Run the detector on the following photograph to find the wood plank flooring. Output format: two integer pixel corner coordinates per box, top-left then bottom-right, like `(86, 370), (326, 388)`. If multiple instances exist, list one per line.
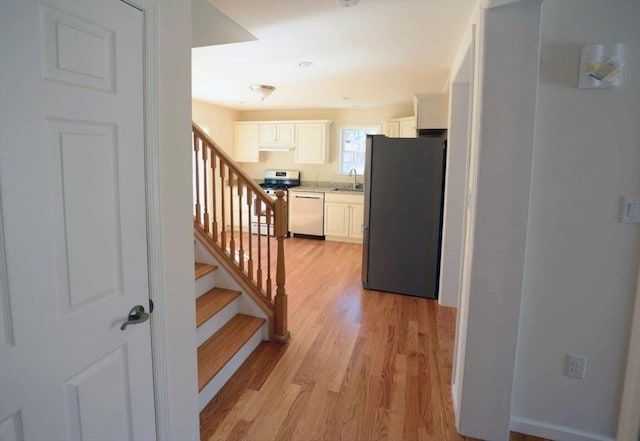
(200, 238), (548, 441)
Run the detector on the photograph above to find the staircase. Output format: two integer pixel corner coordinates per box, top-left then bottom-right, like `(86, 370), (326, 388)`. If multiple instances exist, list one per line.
(191, 123), (289, 411)
(194, 259), (267, 410)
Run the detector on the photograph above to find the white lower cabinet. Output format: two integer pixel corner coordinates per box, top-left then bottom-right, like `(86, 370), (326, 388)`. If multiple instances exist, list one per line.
(324, 203), (350, 238)
(349, 204), (364, 241)
(324, 193), (364, 243)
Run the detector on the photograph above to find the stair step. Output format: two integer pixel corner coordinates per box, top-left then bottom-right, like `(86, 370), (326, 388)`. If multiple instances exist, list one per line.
(197, 314), (266, 392)
(195, 262), (218, 280)
(196, 288), (241, 328)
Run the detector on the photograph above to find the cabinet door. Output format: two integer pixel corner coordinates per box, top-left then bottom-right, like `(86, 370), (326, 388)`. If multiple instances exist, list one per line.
(234, 124), (260, 162)
(276, 123), (295, 145)
(349, 204), (364, 240)
(295, 123), (328, 164)
(399, 118), (417, 138)
(258, 123), (277, 145)
(324, 202), (349, 237)
(383, 121), (400, 137)
(259, 123), (295, 148)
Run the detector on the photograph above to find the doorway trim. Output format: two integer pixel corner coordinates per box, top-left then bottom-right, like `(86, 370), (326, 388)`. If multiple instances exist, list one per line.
(448, 25), (475, 425)
(119, 0), (170, 439)
(617, 269), (640, 440)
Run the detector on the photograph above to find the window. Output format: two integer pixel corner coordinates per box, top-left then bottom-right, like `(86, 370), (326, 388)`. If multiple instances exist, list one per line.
(338, 126), (379, 175)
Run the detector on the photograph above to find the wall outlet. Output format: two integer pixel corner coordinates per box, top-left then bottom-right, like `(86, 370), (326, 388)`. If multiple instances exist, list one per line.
(566, 354), (587, 379)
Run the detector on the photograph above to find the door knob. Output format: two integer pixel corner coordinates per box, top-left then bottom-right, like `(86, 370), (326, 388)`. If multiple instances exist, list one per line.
(120, 305), (150, 330)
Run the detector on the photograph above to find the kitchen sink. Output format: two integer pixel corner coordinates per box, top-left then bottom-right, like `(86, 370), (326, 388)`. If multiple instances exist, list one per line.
(332, 188), (364, 193)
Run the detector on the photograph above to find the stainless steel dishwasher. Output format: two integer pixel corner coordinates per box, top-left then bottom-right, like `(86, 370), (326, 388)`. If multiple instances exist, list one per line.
(288, 190), (325, 237)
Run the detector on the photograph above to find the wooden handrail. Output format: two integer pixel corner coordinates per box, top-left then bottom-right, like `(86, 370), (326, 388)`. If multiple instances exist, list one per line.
(192, 122), (289, 343)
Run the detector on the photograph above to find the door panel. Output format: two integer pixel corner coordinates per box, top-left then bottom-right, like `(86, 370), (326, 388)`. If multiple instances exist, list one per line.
(41, 2), (116, 92)
(49, 120), (123, 316)
(63, 346), (132, 441)
(0, 1), (155, 440)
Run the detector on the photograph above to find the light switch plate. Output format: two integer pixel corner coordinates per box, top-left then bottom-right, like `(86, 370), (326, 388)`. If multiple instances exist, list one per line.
(620, 197), (640, 224)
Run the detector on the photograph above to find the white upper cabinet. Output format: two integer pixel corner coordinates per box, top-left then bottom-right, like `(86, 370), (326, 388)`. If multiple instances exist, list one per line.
(382, 120), (400, 137)
(258, 122), (295, 150)
(415, 94), (448, 129)
(294, 121), (330, 164)
(234, 123), (260, 162)
(383, 116), (417, 138)
(234, 120), (331, 163)
(398, 116), (417, 138)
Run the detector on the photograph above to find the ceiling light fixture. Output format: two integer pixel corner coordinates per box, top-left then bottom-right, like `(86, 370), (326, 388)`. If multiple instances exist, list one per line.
(298, 61), (314, 68)
(337, 0), (359, 7)
(249, 84), (275, 101)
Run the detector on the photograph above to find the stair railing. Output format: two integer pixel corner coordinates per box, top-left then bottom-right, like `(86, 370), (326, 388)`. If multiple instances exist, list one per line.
(192, 122), (289, 342)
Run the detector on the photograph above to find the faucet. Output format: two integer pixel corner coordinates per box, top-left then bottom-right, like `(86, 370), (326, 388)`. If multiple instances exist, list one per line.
(349, 168), (358, 189)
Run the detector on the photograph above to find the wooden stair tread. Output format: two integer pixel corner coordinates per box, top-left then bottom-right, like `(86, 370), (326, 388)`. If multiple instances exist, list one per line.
(197, 314), (265, 392)
(196, 288), (241, 328)
(195, 262), (218, 280)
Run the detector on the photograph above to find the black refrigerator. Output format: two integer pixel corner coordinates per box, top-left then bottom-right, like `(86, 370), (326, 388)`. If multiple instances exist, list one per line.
(361, 134), (446, 298)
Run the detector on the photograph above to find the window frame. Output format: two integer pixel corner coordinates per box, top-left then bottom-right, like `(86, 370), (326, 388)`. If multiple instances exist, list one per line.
(337, 125), (381, 175)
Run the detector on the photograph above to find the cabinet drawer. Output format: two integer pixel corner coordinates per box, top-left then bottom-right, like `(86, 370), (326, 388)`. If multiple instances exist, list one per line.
(324, 193), (364, 205)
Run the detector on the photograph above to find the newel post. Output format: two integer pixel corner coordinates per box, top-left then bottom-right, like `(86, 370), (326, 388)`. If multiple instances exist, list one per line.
(273, 191), (290, 343)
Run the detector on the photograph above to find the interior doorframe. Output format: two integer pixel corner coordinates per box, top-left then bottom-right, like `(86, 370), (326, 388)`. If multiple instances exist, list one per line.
(448, 26), (475, 426)
(617, 268), (640, 440)
(118, 0), (171, 439)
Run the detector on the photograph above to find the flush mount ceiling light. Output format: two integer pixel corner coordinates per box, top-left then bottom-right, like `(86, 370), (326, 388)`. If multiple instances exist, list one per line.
(249, 84), (275, 101)
(337, 0), (359, 7)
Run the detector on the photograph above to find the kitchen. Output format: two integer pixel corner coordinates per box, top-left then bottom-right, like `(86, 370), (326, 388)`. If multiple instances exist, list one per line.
(193, 100), (448, 183)
(193, 96), (449, 297)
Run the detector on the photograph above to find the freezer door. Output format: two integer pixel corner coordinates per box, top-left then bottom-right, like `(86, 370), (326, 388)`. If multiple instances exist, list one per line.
(362, 135), (445, 298)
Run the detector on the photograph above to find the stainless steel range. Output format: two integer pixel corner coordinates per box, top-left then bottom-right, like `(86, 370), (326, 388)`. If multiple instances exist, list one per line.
(252, 170), (300, 235)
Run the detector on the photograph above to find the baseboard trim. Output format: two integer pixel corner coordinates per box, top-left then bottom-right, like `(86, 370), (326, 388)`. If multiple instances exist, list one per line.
(511, 416), (614, 441)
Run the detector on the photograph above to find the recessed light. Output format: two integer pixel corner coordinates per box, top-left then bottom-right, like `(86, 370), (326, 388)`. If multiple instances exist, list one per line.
(298, 61), (315, 68)
(337, 0), (359, 7)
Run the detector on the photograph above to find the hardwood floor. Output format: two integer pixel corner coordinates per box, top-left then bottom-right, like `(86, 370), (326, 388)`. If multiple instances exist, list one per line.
(200, 238), (548, 441)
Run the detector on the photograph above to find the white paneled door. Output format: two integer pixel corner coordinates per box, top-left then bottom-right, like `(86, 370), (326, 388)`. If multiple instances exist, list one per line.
(0, 1), (156, 440)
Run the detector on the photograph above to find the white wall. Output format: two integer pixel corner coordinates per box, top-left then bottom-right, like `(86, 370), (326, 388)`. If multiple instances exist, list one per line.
(158, 1), (199, 439)
(453, 1), (542, 440)
(512, 1), (640, 440)
(192, 99), (238, 156)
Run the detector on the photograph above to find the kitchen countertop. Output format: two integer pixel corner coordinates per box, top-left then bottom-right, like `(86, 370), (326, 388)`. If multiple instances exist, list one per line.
(290, 182), (364, 195)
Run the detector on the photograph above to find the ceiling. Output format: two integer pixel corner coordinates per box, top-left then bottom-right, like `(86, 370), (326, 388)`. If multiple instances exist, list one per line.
(192, 0), (477, 110)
